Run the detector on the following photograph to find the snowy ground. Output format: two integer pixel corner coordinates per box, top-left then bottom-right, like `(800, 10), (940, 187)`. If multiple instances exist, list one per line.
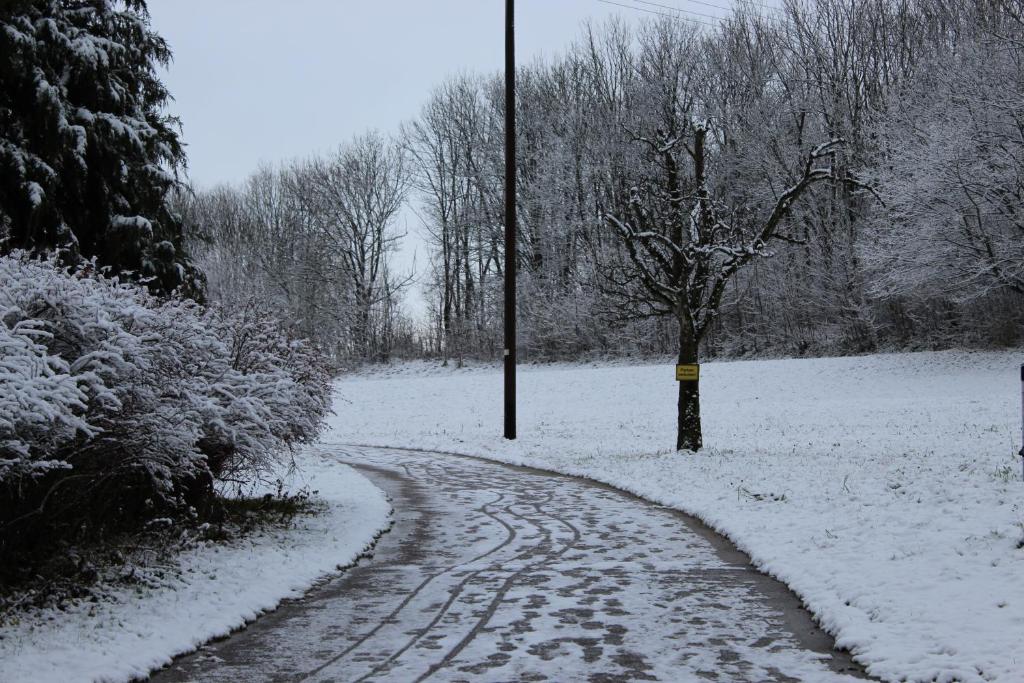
(0, 454), (392, 683)
(332, 350), (1024, 683)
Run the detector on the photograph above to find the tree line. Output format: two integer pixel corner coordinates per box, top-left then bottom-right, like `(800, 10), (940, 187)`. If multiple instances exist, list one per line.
(402, 0), (1024, 366)
(176, 132), (418, 366)
(179, 1), (1024, 372)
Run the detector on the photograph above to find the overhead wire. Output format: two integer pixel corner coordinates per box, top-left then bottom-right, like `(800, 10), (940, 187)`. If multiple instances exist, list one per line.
(597, 0), (789, 31)
(628, 0), (726, 22)
(594, 0), (719, 27)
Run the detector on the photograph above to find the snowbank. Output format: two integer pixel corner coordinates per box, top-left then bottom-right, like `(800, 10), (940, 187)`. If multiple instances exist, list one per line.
(0, 454), (392, 683)
(331, 350), (1024, 683)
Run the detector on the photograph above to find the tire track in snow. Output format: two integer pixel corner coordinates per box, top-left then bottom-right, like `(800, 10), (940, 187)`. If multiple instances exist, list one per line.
(150, 445), (871, 683)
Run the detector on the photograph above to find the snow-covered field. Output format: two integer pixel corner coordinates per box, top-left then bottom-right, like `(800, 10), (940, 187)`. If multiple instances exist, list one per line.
(332, 350), (1024, 683)
(0, 455), (391, 683)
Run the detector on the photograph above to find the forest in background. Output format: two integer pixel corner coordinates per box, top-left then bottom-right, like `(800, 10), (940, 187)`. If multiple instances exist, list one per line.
(182, 0), (1024, 366)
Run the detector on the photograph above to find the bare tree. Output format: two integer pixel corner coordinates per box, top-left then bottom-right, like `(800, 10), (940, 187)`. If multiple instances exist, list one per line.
(602, 119), (847, 450)
(404, 77), (504, 365)
(292, 132), (411, 361)
(181, 136), (416, 365)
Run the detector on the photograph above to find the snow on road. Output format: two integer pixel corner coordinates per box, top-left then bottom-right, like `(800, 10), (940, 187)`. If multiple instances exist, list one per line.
(0, 457), (392, 683)
(152, 447), (865, 682)
(333, 350), (1024, 683)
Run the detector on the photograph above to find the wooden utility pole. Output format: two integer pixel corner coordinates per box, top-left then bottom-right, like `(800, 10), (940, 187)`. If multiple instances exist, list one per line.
(503, 0), (517, 440)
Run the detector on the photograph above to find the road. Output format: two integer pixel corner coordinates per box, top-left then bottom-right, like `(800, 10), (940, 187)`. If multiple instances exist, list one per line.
(150, 446), (867, 682)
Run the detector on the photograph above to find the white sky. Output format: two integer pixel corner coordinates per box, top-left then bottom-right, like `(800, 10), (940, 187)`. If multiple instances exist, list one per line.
(146, 0), (736, 318)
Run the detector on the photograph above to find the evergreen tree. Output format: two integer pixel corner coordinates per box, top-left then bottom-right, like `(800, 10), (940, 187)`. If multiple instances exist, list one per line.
(0, 0), (201, 296)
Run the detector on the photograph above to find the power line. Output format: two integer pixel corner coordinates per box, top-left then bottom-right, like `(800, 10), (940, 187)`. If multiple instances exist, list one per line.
(733, 0), (784, 14)
(595, 0), (719, 27)
(678, 0), (785, 14)
(629, 0), (726, 22)
(598, 0), (794, 34)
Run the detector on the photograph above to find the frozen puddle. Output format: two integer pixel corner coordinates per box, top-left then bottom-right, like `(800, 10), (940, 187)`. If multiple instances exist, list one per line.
(151, 446), (868, 682)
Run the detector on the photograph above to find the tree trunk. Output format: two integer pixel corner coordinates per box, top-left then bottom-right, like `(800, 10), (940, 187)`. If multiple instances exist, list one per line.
(358, 305), (371, 361)
(676, 312), (702, 451)
(353, 287), (371, 361)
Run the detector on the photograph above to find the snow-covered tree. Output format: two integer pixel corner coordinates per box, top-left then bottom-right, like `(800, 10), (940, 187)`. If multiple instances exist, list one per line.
(0, 0), (200, 296)
(868, 29), (1024, 304)
(571, 18), (838, 449)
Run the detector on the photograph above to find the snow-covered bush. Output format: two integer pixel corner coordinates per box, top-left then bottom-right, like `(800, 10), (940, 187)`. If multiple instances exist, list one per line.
(0, 314), (89, 483)
(0, 253), (331, 575)
(198, 302), (332, 486)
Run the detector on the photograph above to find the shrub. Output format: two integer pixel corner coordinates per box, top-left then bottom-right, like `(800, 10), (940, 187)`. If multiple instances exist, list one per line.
(0, 253), (331, 581)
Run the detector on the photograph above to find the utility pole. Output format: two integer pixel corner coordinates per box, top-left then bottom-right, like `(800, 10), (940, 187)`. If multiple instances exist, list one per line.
(503, 0), (517, 440)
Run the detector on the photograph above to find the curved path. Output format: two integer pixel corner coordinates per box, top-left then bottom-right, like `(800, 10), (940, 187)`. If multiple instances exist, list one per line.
(151, 446), (867, 682)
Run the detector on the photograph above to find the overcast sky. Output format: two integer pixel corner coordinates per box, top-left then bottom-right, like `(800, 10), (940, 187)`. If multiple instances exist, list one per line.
(146, 0), (734, 318)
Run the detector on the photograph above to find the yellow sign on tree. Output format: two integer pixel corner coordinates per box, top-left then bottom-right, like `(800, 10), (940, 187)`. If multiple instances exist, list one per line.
(675, 364), (699, 381)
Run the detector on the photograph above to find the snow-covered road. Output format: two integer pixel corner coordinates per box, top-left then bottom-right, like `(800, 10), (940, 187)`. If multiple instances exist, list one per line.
(152, 446), (866, 682)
